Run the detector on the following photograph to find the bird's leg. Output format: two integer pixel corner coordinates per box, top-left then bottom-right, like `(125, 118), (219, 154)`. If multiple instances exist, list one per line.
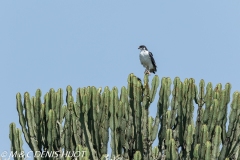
(147, 70), (150, 75)
(144, 69), (147, 74)
(144, 69), (151, 75)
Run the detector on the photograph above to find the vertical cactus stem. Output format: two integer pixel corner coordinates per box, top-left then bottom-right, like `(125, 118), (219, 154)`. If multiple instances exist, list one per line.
(76, 88), (82, 117)
(56, 88), (63, 122)
(123, 93), (134, 159)
(165, 129), (172, 159)
(49, 88), (56, 111)
(81, 90), (87, 114)
(151, 147), (161, 159)
(142, 75), (149, 108)
(44, 92), (50, 121)
(9, 123), (25, 160)
(144, 74), (149, 84)
(73, 97), (80, 120)
(120, 86), (128, 104)
(205, 141), (211, 160)
(150, 109), (160, 143)
(120, 84), (128, 154)
(127, 74), (135, 157)
(186, 78), (195, 126)
(133, 76), (143, 155)
(227, 92), (238, 138)
(182, 79), (195, 157)
(109, 87), (118, 157)
(28, 94), (37, 137)
(114, 87), (121, 156)
(66, 85), (73, 104)
(213, 83), (222, 100)
(237, 146), (240, 160)
(17, 128), (24, 152)
(141, 75), (149, 158)
(189, 78), (196, 100)
(217, 89), (228, 149)
(16, 93), (30, 145)
(221, 83), (231, 143)
(171, 77), (181, 128)
(165, 129), (173, 159)
(185, 124), (194, 156)
(96, 87), (102, 122)
(47, 109), (54, 150)
(182, 79), (189, 119)
(209, 99), (219, 136)
(217, 90), (226, 122)
(225, 83), (231, 104)
(149, 75), (159, 103)
(193, 144), (200, 159)
(203, 82), (213, 124)
(158, 77), (171, 150)
(199, 125), (208, 158)
(170, 139), (178, 160)
(198, 79), (205, 104)
(127, 73), (135, 99)
(99, 87), (110, 155)
(59, 106), (66, 148)
(175, 79), (184, 148)
(9, 123), (17, 150)
(60, 105), (67, 123)
(147, 116), (154, 141)
(166, 111), (171, 129)
(40, 103), (46, 147)
(166, 129), (173, 147)
(24, 92), (36, 139)
(194, 80), (205, 144)
(91, 86), (101, 157)
(212, 125), (222, 159)
(64, 108), (72, 151)
(166, 78), (172, 113)
(133, 151), (142, 160)
(33, 89), (43, 151)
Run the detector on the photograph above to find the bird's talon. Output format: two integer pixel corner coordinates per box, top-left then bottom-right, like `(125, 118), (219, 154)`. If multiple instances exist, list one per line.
(144, 70), (150, 75)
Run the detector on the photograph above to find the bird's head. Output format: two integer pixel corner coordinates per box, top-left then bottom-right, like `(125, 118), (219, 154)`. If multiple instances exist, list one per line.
(138, 45), (148, 51)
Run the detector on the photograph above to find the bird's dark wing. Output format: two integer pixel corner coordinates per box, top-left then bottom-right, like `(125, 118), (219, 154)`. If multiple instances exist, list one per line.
(149, 52), (157, 70)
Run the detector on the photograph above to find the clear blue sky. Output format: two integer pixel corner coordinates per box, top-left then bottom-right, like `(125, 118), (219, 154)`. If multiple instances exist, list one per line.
(1, 1), (240, 158)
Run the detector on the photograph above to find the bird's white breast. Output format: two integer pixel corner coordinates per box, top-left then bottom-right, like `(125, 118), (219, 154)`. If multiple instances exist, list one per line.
(139, 50), (152, 68)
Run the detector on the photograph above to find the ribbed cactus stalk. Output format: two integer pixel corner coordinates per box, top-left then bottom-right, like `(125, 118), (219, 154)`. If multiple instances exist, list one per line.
(205, 141), (211, 160)
(9, 123), (25, 160)
(98, 87), (109, 155)
(193, 79), (204, 147)
(133, 151), (142, 160)
(141, 75), (160, 160)
(109, 87), (119, 157)
(158, 77), (171, 151)
(151, 146), (161, 159)
(199, 124), (209, 159)
(9, 73), (240, 159)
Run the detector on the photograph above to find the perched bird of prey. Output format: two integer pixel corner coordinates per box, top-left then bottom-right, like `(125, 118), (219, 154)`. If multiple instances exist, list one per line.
(138, 45), (157, 75)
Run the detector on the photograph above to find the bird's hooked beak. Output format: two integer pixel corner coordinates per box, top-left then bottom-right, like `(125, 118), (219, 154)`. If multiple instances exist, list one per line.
(138, 47), (140, 49)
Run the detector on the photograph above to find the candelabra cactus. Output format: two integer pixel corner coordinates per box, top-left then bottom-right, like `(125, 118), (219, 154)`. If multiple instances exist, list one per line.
(9, 73), (240, 159)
